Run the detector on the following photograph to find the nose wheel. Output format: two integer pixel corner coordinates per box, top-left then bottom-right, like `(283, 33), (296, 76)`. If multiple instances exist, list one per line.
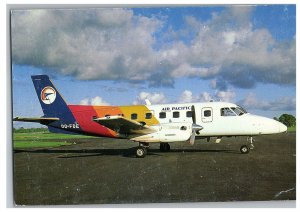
(240, 136), (255, 154)
(240, 145), (250, 154)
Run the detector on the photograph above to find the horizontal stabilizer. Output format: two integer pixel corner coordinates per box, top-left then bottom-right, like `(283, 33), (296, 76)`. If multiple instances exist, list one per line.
(13, 117), (59, 125)
(93, 115), (155, 135)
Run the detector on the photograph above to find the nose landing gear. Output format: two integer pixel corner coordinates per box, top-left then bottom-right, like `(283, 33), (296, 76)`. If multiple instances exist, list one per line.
(240, 136), (255, 154)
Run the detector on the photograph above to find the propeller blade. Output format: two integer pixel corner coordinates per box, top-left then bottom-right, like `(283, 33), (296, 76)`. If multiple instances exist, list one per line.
(191, 105), (196, 124)
(189, 131), (196, 145)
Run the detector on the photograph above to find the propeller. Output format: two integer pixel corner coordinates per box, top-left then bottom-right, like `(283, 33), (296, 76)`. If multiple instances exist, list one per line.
(188, 105), (203, 145)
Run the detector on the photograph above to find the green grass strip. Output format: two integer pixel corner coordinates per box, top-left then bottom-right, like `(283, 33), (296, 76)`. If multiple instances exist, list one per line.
(14, 141), (72, 149)
(287, 126), (296, 132)
(13, 132), (97, 141)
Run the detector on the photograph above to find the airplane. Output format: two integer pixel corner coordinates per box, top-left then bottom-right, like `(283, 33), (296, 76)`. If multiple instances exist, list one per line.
(13, 75), (288, 158)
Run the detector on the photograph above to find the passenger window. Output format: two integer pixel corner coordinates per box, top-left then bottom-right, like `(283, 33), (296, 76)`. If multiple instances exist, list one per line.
(145, 113), (152, 119)
(204, 110), (211, 117)
(173, 111), (180, 118)
(131, 113), (138, 120)
(220, 108), (236, 116)
(186, 111), (193, 117)
(159, 112), (166, 119)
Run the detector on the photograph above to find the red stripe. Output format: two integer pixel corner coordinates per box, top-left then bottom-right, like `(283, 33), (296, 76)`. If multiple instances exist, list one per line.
(68, 105), (116, 137)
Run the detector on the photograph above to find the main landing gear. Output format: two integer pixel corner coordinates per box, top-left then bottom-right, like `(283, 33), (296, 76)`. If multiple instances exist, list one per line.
(135, 142), (149, 158)
(135, 142), (171, 158)
(240, 136), (255, 154)
(160, 143), (170, 152)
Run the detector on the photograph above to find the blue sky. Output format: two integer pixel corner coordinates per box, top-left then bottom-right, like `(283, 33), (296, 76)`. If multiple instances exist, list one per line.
(11, 5), (296, 128)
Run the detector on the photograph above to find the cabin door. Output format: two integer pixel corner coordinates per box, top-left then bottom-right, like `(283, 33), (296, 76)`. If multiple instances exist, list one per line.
(201, 107), (213, 123)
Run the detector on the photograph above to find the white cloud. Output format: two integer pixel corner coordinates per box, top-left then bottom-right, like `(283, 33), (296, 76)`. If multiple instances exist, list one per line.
(198, 92), (213, 102)
(179, 90), (193, 103)
(215, 90), (236, 102)
(133, 91), (167, 105)
(79, 98), (90, 105)
(79, 96), (110, 106)
(178, 90), (235, 103)
(238, 93), (296, 111)
(11, 7), (295, 88)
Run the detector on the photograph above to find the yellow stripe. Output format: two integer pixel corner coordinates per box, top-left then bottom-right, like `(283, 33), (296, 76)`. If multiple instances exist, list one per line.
(119, 105), (159, 126)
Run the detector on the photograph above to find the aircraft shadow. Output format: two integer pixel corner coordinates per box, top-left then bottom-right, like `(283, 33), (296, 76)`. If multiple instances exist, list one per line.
(14, 147), (240, 158)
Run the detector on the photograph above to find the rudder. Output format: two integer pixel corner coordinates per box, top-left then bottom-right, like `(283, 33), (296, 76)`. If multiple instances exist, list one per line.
(31, 75), (78, 127)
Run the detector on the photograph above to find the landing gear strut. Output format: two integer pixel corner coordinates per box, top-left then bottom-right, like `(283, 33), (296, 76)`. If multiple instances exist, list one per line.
(248, 136), (255, 149)
(135, 142), (149, 158)
(160, 143), (170, 152)
(240, 136), (255, 154)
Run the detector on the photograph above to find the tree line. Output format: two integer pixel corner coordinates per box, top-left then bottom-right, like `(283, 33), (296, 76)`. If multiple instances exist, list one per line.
(13, 127), (48, 133)
(274, 114), (296, 127)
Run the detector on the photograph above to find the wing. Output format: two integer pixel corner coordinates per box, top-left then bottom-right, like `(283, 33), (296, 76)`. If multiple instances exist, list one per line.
(93, 115), (156, 135)
(13, 117), (59, 125)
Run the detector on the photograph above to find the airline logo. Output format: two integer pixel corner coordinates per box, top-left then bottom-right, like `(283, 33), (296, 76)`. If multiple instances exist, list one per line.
(41, 86), (56, 104)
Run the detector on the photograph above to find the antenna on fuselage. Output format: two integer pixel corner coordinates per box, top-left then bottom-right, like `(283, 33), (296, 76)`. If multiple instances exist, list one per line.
(145, 99), (151, 106)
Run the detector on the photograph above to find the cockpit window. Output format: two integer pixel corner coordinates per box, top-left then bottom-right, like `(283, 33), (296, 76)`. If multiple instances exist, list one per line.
(220, 108), (236, 116)
(221, 106), (247, 116)
(231, 106), (247, 116)
(231, 107), (244, 116)
(237, 105), (247, 114)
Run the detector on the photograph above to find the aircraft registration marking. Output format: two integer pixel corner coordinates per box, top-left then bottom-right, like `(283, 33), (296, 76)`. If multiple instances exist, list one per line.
(61, 123), (80, 129)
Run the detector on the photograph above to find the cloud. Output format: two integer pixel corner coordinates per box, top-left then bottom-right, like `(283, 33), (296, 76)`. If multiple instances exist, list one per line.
(179, 90), (193, 103)
(178, 89), (235, 103)
(238, 93), (296, 111)
(133, 91), (167, 105)
(12, 8), (162, 82)
(79, 96), (110, 106)
(11, 7), (295, 89)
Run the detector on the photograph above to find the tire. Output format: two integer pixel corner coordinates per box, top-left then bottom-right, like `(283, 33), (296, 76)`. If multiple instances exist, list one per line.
(166, 143), (170, 151)
(160, 143), (170, 152)
(136, 147), (146, 158)
(240, 145), (250, 154)
(160, 143), (165, 152)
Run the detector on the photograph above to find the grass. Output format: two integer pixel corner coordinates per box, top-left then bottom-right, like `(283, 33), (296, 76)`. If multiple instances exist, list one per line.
(287, 126), (296, 132)
(14, 141), (73, 149)
(14, 132), (95, 141)
(13, 132), (97, 149)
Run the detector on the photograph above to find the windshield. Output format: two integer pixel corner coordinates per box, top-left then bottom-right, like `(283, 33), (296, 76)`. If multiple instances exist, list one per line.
(237, 105), (247, 114)
(230, 106), (247, 116)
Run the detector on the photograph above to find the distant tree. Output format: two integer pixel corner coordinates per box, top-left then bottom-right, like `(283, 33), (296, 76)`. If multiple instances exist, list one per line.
(278, 114), (296, 127)
(13, 127), (48, 133)
(273, 117), (279, 121)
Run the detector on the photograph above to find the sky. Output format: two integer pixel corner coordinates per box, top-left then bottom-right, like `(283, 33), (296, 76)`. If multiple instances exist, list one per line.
(11, 5), (296, 128)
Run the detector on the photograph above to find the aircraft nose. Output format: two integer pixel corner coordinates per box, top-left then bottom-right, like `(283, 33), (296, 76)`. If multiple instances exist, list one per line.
(278, 122), (287, 133)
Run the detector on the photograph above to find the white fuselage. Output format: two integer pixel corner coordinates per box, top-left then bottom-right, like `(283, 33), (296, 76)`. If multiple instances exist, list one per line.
(146, 102), (287, 137)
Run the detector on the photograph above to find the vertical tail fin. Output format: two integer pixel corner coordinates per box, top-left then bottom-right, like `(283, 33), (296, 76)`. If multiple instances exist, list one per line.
(31, 75), (79, 127)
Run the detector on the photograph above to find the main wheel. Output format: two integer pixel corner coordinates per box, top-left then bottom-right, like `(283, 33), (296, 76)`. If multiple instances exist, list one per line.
(240, 145), (250, 154)
(136, 147), (146, 158)
(160, 143), (171, 152)
(166, 143), (170, 151)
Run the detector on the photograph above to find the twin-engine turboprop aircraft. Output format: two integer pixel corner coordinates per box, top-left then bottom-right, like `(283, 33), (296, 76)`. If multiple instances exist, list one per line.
(13, 75), (287, 158)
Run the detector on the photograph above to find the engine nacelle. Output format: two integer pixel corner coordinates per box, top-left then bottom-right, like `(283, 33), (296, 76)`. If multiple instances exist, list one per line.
(131, 123), (192, 143)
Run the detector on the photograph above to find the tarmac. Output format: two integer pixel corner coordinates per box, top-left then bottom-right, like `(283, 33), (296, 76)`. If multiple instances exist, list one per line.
(13, 133), (296, 206)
